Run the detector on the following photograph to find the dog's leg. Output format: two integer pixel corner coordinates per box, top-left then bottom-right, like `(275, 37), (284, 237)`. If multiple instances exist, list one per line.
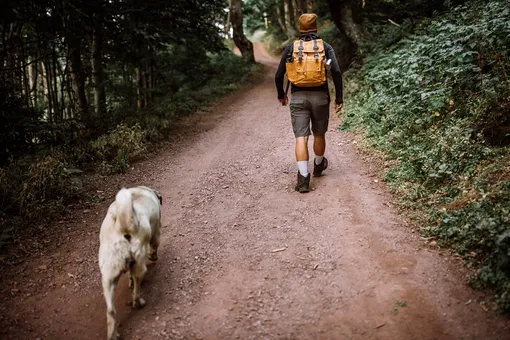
(102, 275), (120, 340)
(148, 219), (161, 262)
(127, 259), (135, 289)
(131, 262), (147, 309)
(128, 272), (134, 289)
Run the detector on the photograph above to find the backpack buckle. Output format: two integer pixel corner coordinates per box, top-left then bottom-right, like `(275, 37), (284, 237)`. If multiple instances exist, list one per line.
(298, 40), (304, 62)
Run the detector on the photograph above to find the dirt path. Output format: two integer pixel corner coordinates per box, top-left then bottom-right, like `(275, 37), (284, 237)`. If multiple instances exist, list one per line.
(1, 44), (509, 340)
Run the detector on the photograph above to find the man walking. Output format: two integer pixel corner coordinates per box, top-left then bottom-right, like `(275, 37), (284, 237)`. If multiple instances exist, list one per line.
(275, 13), (343, 193)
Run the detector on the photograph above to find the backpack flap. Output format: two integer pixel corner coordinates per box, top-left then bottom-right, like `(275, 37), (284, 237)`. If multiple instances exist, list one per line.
(285, 39), (326, 87)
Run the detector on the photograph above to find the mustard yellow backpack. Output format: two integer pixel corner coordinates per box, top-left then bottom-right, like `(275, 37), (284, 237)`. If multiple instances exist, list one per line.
(285, 39), (327, 87)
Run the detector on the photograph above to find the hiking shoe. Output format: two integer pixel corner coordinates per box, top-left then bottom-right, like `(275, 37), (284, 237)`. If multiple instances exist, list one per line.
(313, 157), (328, 177)
(295, 171), (310, 193)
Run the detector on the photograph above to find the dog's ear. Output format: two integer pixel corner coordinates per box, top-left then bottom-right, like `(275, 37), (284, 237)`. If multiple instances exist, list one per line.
(154, 190), (163, 205)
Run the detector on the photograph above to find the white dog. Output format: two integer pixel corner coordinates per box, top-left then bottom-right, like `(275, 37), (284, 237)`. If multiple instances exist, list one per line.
(98, 186), (162, 340)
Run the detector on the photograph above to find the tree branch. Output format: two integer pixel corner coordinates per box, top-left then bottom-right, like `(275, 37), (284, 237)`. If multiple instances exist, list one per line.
(388, 19), (401, 27)
(120, 7), (148, 14)
(0, 53), (51, 72)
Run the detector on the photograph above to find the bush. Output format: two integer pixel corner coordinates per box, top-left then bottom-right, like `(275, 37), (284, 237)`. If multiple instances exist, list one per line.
(318, 19), (356, 71)
(0, 87), (46, 164)
(0, 152), (71, 240)
(343, 0), (510, 311)
(89, 51), (262, 174)
(90, 123), (147, 173)
(152, 50), (262, 119)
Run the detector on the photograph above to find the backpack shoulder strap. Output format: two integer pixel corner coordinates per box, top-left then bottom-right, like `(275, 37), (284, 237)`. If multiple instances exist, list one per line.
(313, 39), (319, 60)
(297, 40), (304, 62)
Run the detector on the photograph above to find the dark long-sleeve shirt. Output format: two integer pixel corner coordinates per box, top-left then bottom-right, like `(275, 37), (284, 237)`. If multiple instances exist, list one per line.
(275, 36), (343, 105)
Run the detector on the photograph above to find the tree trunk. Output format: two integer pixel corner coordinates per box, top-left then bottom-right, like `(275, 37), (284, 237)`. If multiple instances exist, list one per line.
(292, 0), (301, 29)
(275, 3), (287, 34)
(52, 46), (60, 120)
(307, 0), (314, 12)
(136, 66), (144, 109)
(42, 59), (53, 121)
(224, 6), (231, 38)
(91, 13), (107, 116)
(38, 62), (46, 110)
(68, 38), (89, 122)
(144, 66), (150, 106)
(151, 62), (155, 101)
(28, 56), (38, 107)
(283, 0), (297, 39)
(229, 0), (255, 63)
(65, 69), (74, 119)
(326, 0), (370, 54)
(21, 43), (30, 106)
(58, 62), (67, 119)
(148, 60), (154, 104)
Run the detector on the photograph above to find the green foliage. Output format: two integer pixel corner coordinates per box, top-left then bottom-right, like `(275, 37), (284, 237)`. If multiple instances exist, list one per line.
(0, 0), (266, 259)
(344, 0), (510, 311)
(90, 124), (147, 173)
(152, 51), (262, 119)
(0, 87), (46, 164)
(244, 0), (275, 35)
(318, 19), (356, 70)
(0, 48), (263, 255)
(0, 152), (78, 251)
(0, 153), (69, 217)
(361, 0), (456, 23)
(20, 154), (69, 208)
(393, 300), (408, 314)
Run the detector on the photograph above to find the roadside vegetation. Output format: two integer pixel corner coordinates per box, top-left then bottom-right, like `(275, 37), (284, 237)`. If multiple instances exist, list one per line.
(0, 1), (262, 255)
(341, 0), (510, 311)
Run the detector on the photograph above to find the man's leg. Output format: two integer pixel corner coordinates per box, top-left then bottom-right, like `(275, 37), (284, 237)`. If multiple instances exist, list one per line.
(290, 92), (311, 193)
(295, 135), (311, 192)
(310, 91), (330, 177)
(290, 92), (311, 177)
(313, 134), (326, 163)
(295, 136), (309, 176)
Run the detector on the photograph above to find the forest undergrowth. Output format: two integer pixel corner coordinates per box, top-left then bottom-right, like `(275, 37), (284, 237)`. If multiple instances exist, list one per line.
(0, 51), (262, 257)
(342, 0), (510, 311)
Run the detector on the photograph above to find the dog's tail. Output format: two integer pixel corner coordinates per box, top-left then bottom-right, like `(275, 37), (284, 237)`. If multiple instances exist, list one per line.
(115, 188), (136, 237)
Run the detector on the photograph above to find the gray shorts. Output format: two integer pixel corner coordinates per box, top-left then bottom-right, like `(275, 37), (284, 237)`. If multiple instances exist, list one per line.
(289, 90), (330, 137)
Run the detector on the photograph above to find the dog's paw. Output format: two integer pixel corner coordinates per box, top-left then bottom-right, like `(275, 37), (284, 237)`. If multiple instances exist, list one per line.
(132, 297), (146, 309)
(108, 331), (121, 340)
(148, 251), (158, 262)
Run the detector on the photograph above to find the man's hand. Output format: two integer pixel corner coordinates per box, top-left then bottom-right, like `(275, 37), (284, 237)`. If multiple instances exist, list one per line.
(279, 96), (289, 106)
(335, 103), (343, 113)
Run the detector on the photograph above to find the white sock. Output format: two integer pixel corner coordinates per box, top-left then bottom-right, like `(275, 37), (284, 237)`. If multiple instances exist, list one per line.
(297, 161), (308, 176)
(315, 155), (324, 165)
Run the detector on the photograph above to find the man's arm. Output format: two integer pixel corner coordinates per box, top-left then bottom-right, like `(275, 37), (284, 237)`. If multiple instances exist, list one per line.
(275, 45), (291, 99)
(324, 42), (343, 105)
